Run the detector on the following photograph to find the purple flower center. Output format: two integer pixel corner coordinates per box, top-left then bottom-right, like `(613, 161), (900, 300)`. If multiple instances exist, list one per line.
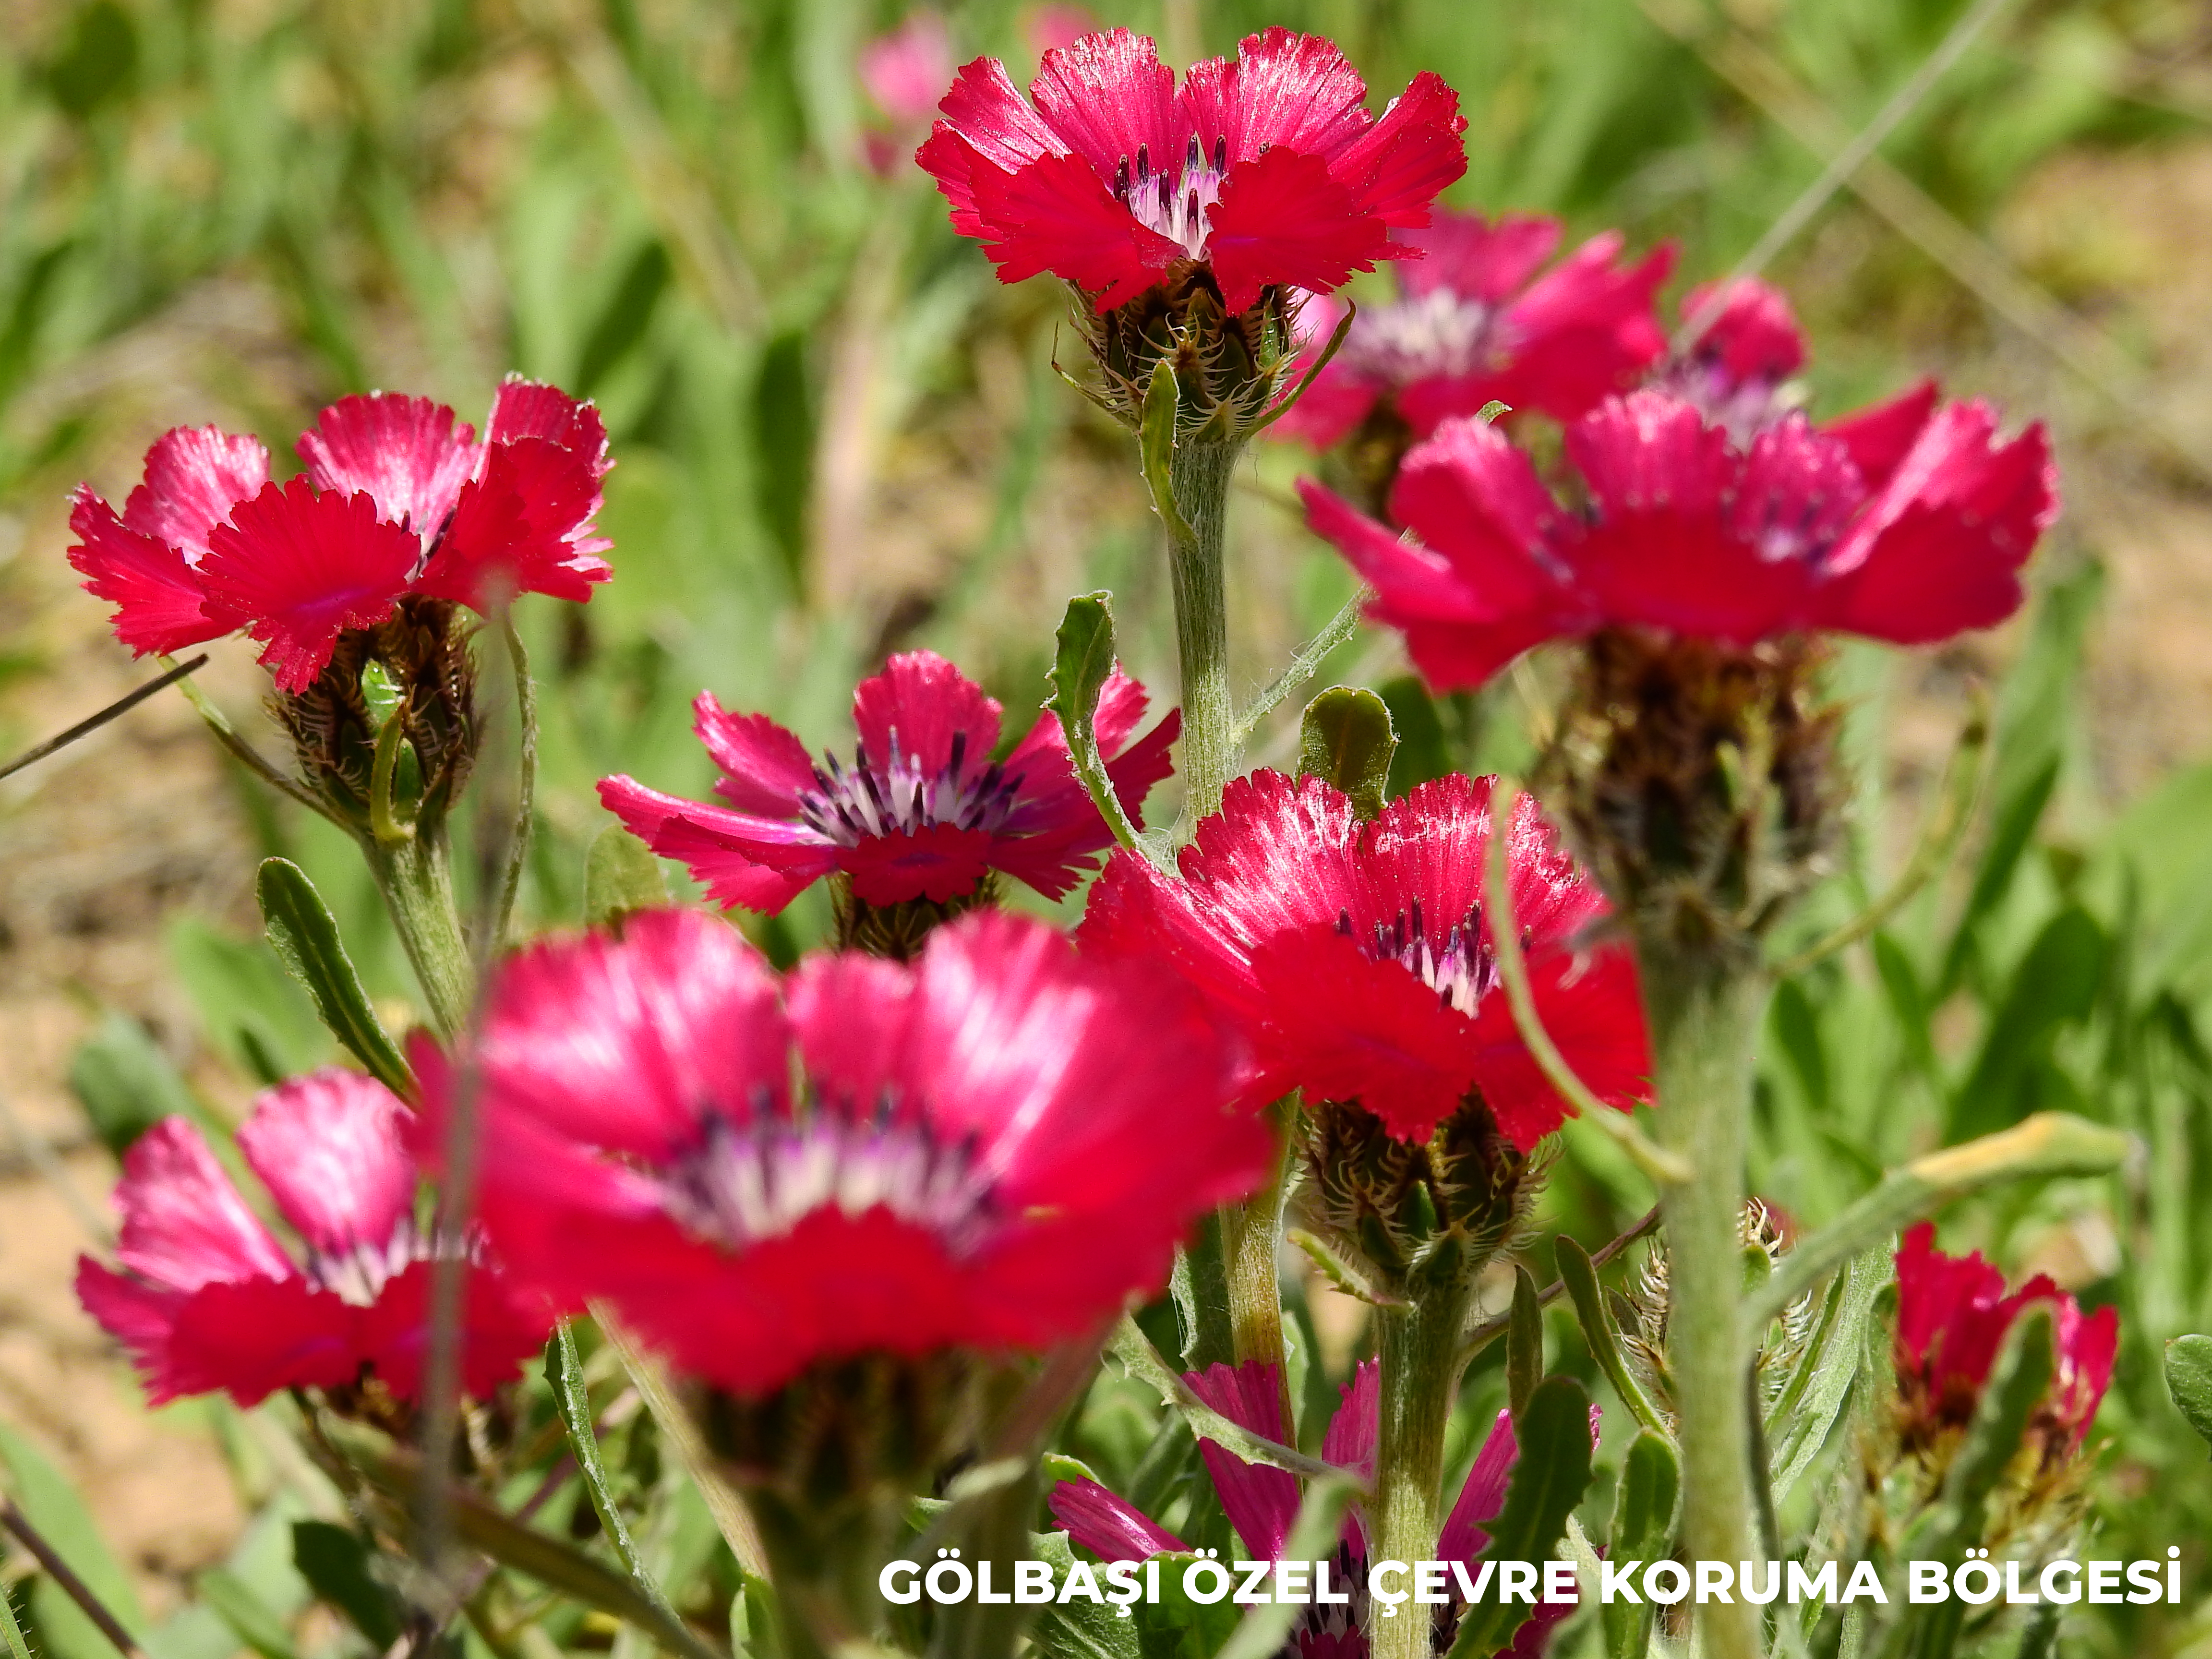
(1342, 289), (1508, 386)
(1338, 901), (1500, 1016)
(660, 1107), (998, 1254)
(1112, 134), (1231, 261)
(796, 729), (1023, 846)
(1659, 354), (1801, 449)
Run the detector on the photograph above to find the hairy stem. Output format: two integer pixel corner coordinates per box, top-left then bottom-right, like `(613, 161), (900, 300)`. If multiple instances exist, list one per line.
(1166, 437), (1241, 830)
(1223, 1099), (1296, 1418)
(1642, 942), (1767, 1659)
(1369, 1280), (1471, 1659)
(367, 831), (475, 1038)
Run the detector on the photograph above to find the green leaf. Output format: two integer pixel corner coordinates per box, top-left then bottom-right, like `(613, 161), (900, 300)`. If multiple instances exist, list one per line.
(289, 1522), (401, 1648)
(257, 859), (414, 1099)
(1506, 1264), (1543, 1424)
(1377, 676), (1449, 799)
(548, 1322), (669, 1611)
(1134, 1552), (1239, 1659)
(1046, 593), (1144, 857)
(1556, 1236), (1668, 1437)
(1948, 905), (2107, 1141)
(1601, 1431), (1678, 1659)
(2165, 1335), (2212, 1457)
(0, 1421), (148, 1659)
(1138, 359), (1192, 542)
(67, 1011), (199, 1157)
(194, 1569), (295, 1659)
(1296, 687), (1395, 820)
(166, 914), (330, 1086)
(751, 329), (816, 595)
(584, 825), (671, 929)
(1444, 1376), (1595, 1659)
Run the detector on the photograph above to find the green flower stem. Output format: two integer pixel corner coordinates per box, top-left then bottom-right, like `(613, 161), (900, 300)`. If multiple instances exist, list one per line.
(1223, 1099), (1296, 1416)
(367, 831), (475, 1038)
(1369, 1275), (1472, 1659)
(1165, 436), (1241, 829)
(1641, 943), (1768, 1659)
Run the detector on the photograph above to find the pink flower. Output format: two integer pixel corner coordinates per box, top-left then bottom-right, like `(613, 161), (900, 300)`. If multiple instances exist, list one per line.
(1275, 212), (1675, 449)
(1051, 1360), (1590, 1657)
(862, 14), (956, 125)
(1081, 770), (1649, 1147)
(598, 650), (1178, 913)
(1658, 277), (1808, 442)
(1302, 386), (2059, 691)
(69, 379), (612, 693)
(73, 1071), (551, 1408)
(1893, 1222), (2117, 1450)
(917, 27), (1467, 314)
(425, 907), (1265, 1396)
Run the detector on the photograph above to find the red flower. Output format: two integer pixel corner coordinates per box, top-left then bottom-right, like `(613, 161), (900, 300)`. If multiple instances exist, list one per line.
(426, 907), (1264, 1396)
(69, 379), (612, 692)
(598, 650), (1177, 913)
(1275, 212), (1674, 449)
(1893, 1222), (2117, 1448)
(1302, 386), (2059, 691)
(917, 27), (1467, 314)
(73, 1070), (550, 1408)
(1081, 770), (1648, 1147)
(1050, 1360), (1589, 1657)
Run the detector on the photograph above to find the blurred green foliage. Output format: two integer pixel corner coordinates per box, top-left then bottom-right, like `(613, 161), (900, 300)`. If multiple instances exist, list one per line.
(6, 0), (2212, 1654)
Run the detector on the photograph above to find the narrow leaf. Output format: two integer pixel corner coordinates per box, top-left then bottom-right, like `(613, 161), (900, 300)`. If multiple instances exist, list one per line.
(1601, 1431), (1678, 1659)
(547, 1322), (670, 1611)
(257, 859), (414, 1099)
(1139, 360), (1192, 541)
(1445, 1377), (1594, 1659)
(1297, 687), (1395, 820)
(1506, 1265), (1543, 1424)
(1556, 1236), (1669, 1437)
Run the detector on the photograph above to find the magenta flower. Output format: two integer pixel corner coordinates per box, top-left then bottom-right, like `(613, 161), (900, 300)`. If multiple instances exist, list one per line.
(598, 650), (1177, 914)
(1275, 211), (1675, 449)
(1051, 1360), (1587, 1658)
(424, 907), (1264, 1396)
(917, 27), (1467, 315)
(1302, 386), (2059, 692)
(1893, 1222), (2117, 1451)
(1658, 277), (1808, 443)
(73, 1070), (551, 1408)
(1081, 770), (1648, 1147)
(69, 379), (612, 693)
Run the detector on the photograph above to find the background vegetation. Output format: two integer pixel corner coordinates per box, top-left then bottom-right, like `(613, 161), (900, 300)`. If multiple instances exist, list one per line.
(4, 0), (2212, 1654)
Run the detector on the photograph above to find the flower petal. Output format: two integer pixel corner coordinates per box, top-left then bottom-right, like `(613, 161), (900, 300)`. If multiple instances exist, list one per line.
(1205, 146), (1389, 317)
(1185, 30), (1371, 166)
(1185, 1360), (1301, 1562)
(596, 776), (836, 914)
(354, 1258), (555, 1402)
(299, 394), (479, 539)
(161, 1275), (366, 1406)
(1394, 211), (1561, 303)
(1048, 1478), (1187, 1560)
(235, 1070), (417, 1259)
(920, 57), (1070, 234)
(1328, 71), (1467, 228)
(1026, 27), (1189, 184)
(67, 489), (227, 656)
(123, 426), (270, 562)
(695, 693), (818, 816)
(106, 1117), (296, 1293)
(853, 650), (1005, 776)
(196, 481), (419, 693)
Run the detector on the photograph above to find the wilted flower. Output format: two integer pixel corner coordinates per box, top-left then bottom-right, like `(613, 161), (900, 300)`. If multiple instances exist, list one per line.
(426, 907), (1264, 1398)
(1082, 770), (1647, 1148)
(1302, 387), (2058, 693)
(1893, 1222), (2117, 1458)
(599, 650), (1175, 955)
(74, 1070), (550, 1410)
(918, 27), (1466, 317)
(1052, 1360), (1586, 1657)
(69, 380), (611, 693)
(1276, 212), (1674, 454)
